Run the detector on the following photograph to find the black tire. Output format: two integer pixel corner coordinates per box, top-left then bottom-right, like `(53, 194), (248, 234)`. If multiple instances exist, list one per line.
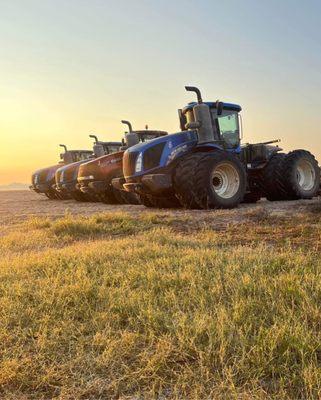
(174, 151), (246, 209)
(138, 193), (180, 208)
(85, 194), (99, 202)
(120, 191), (140, 205)
(57, 192), (71, 200)
(100, 186), (124, 204)
(112, 188), (126, 204)
(139, 194), (157, 208)
(242, 191), (262, 203)
(262, 153), (288, 201)
(71, 192), (89, 202)
(150, 195), (181, 208)
(45, 191), (58, 200)
(282, 150), (320, 199)
(173, 154), (203, 209)
(100, 190), (118, 204)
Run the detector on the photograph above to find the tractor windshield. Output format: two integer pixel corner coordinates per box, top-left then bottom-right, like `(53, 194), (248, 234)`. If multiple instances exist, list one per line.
(136, 131), (167, 142)
(217, 113), (240, 148)
(101, 144), (120, 154)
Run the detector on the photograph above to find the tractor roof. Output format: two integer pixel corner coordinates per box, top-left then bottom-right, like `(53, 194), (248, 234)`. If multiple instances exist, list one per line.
(183, 101), (242, 113)
(98, 141), (122, 146)
(67, 150), (93, 154)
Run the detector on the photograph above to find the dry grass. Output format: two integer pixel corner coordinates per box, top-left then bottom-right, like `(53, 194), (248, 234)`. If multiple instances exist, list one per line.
(1, 210), (321, 399)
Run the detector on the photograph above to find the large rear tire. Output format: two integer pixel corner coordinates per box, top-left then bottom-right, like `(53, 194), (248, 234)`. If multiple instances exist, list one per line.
(262, 153), (288, 201)
(242, 191), (262, 204)
(174, 151), (246, 209)
(282, 150), (320, 199)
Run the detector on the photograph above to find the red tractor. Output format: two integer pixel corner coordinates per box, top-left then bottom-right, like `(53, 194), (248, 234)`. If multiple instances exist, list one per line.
(78, 121), (167, 204)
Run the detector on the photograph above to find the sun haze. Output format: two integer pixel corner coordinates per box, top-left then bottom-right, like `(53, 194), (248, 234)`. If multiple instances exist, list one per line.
(1, 0), (321, 184)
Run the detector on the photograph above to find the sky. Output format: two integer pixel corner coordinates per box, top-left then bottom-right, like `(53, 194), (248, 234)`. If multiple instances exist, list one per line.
(0, 0), (321, 184)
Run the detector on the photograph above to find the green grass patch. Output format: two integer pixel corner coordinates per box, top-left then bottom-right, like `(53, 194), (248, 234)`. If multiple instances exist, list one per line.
(1, 212), (321, 399)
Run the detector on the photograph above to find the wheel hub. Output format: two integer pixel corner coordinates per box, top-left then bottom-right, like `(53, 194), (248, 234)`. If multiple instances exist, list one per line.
(211, 162), (240, 199)
(296, 159), (315, 191)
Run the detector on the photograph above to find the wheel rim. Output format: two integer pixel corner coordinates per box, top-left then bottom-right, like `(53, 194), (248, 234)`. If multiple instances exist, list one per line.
(211, 162), (240, 199)
(296, 159), (315, 191)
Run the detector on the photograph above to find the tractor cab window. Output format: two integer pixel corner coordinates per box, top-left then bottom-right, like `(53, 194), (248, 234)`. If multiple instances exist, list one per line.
(140, 134), (158, 142)
(107, 145), (121, 153)
(217, 113), (240, 148)
(73, 152), (91, 162)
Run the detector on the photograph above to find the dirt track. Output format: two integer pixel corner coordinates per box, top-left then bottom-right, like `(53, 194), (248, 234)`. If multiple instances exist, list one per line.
(1, 190), (321, 230)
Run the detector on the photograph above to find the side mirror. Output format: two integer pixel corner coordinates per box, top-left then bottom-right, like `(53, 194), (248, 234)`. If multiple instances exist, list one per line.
(216, 100), (224, 116)
(178, 109), (187, 131)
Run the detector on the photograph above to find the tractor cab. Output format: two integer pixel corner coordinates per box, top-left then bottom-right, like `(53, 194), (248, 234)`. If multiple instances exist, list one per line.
(59, 145), (93, 164)
(121, 120), (167, 148)
(179, 89), (242, 150)
(89, 134), (122, 158)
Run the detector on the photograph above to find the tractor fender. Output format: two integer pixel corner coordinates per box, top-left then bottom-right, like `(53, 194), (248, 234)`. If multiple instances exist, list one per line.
(192, 143), (224, 153)
(192, 143), (242, 154)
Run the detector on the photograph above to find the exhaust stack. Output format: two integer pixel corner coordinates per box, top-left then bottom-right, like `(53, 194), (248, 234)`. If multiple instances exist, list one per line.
(185, 86), (213, 144)
(89, 134), (98, 143)
(121, 120), (139, 147)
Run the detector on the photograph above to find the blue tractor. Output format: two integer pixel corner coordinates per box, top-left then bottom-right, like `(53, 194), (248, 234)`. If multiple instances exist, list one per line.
(114, 86), (320, 209)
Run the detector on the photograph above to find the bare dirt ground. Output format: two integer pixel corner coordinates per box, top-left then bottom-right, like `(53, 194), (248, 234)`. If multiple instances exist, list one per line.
(1, 190), (320, 231)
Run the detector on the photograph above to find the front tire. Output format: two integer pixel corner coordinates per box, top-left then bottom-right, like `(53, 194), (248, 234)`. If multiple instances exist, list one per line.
(139, 194), (157, 208)
(45, 191), (58, 200)
(138, 194), (180, 208)
(174, 151), (246, 209)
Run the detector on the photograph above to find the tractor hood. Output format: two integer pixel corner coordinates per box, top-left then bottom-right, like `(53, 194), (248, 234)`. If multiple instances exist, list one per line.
(123, 130), (198, 178)
(32, 163), (62, 185)
(56, 160), (89, 184)
(78, 151), (124, 182)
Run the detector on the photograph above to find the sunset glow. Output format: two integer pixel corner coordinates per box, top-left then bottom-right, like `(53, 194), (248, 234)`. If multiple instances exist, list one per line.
(1, 0), (321, 184)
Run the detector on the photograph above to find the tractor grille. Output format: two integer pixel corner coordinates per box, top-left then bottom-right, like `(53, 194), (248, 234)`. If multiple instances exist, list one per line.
(63, 167), (77, 182)
(143, 143), (165, 171)
(123, 151), (139, 177)
(37, 170), (48, 184)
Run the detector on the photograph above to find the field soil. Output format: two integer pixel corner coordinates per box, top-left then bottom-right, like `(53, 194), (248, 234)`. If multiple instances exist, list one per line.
(1, 190), (320, 228)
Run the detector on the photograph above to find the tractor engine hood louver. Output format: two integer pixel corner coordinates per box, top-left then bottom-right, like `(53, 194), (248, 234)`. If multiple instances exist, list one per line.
(123, 143), (166, 177)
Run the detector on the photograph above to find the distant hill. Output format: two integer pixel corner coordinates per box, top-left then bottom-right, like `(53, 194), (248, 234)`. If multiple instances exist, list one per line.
(0, 182), (29, 191)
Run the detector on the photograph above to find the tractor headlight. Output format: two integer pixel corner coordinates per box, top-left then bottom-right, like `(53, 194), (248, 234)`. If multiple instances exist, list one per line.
(34, 174), (39, 184)
(135, 152), (143, 173)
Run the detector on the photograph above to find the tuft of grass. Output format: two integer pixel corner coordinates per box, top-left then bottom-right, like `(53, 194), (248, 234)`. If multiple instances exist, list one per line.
(1, 210), (321, 399)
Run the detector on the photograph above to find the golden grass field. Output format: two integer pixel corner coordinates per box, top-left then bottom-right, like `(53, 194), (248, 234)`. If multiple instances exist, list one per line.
(1, 191), (321, 399)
